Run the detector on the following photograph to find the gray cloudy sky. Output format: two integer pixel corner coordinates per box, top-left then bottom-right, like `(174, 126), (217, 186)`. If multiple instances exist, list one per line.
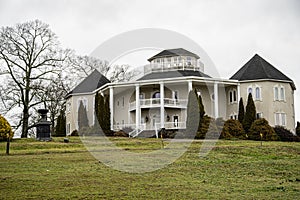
(0, 0), (299, 121)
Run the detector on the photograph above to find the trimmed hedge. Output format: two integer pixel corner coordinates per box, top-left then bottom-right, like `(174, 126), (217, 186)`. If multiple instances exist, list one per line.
(273, 126), (300, 142)
(221, 119), (245, 139)
(248, 118), (278, 141)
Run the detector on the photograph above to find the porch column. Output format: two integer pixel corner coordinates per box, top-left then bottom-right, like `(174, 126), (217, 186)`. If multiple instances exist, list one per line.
(160, 81), (165, 128)
(109, 86), (114, 130)
(237, 83), (241, 114)
(135, 84), (140, 131)
(188, 80), (193, 92)
(214, 82), (219, 118)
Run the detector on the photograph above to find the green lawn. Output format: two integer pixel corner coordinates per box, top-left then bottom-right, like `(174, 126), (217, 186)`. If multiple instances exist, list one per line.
(0, 137), (299, 199)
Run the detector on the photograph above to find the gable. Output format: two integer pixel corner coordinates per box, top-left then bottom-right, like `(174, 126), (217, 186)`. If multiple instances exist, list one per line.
(67, 70), (110, 96)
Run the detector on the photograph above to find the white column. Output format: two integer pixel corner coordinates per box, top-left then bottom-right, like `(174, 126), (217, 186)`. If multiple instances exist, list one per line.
(188, 80), (193, 92)
(109, 87), (114, 130)
(214, 82), (219, 118)
(237, 83), (241, 114)
(160, 82), (165, 128)
(135, 84), (140, 131)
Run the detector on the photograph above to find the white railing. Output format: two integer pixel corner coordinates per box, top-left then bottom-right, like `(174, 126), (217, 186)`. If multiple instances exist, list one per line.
(155, 121), (186, 138)
(113, 123), (146, 138)
(113, 123), (136, 131)
(129, 98), (187, 111)
(144, 62), (202, 74)
(155, 122), (186, 130)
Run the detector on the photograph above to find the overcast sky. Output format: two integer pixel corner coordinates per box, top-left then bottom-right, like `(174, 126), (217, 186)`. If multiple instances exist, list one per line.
(0, 0), (299, 121)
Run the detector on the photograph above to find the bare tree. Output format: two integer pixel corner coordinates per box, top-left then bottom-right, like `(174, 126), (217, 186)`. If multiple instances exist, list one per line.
(109, 64), (138, 83)
(63, 53), (139, 91)
(35, 73), (69, 135)
(0, 20), (65, 138)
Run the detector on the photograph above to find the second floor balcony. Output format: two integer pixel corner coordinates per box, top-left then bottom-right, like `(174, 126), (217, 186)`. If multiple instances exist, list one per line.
(129, 98), (187, 111)
(144, 61), (204, 75)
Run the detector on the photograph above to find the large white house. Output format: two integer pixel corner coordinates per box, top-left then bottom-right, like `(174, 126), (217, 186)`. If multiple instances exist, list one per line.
(65, 48), (296, 136)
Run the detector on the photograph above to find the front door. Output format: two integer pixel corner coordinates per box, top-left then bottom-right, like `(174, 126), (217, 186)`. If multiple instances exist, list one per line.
(173, 116), (179, 128)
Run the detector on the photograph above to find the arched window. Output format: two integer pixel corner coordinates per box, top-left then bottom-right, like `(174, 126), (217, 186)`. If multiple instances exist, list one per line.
(255, 87), (261, 100)
(280, 87), (285, 100)
(233, 90), (237, 102)
(229, 91), (233, 103)
(153, 92), (160, 99)
(274, 87), (279, 100)
(229, 89), (237, 103)
(248, 87), (252, 94)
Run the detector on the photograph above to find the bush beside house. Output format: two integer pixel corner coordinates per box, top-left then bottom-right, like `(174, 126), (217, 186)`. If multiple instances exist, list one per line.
(248, 118), (278, 141)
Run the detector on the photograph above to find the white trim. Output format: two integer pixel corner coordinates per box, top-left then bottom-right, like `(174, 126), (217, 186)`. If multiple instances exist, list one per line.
(237, 83), (241, 114)
(228, 88), (238, 104)
(135, 84), (140, 132)
(160, 82), (165, 128)
(274, 84), (286, 102)
(214, 82), (219, 118)
(254, 85), (262, 101)
(274, 112), (287, 127)
(188, 80), (193, 91)
(109, 87), (114, 130)
(229, 112), (238, 120)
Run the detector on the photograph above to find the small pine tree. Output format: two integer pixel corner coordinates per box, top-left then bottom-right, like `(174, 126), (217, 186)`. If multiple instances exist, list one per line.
(94, 93), (104, 129)
(103, 95), (111, 135)
(194, 89), (205, 120)
(55, 110), (66, 137)
(99, 94), (104, 129)
(94, 92), (100, 126)
(196, 115), (211, 139)
(78, 100), (89, 130)
(185, 90), (200, 138)
(238, 97), (245, 124)
(243, 93), (256, 133)
(296, 121), (300, 135)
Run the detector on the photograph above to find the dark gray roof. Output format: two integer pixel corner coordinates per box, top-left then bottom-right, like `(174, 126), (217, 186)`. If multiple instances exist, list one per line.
(68, 70), (110, 95)
(137, 70), (211, 81)
(148, 48), (200, 62)
(230, 54), (295, 90)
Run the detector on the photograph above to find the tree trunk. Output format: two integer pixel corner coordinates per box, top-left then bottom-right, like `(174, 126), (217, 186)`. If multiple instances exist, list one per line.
(21, 109), (29, 138)
(21, 84), (30, 138)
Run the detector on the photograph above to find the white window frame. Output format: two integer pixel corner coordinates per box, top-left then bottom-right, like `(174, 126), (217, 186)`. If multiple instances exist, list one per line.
(228, 89), (237, 104)
(255, 87), (261, 101)
(280, 87), (285, 101)
(274, 86), (279, 101)
(274, 85), (285, 102)
(229, 112), (238, 120)
(274, 112), (286, 126)
(281, 113), (286, 126)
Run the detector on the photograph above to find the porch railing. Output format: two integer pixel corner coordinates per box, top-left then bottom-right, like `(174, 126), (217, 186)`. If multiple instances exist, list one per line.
(129, 98), (187, 111)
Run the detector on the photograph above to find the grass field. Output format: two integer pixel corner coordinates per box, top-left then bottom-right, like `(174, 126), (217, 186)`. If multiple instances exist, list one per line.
(0, 137), (299, 199)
